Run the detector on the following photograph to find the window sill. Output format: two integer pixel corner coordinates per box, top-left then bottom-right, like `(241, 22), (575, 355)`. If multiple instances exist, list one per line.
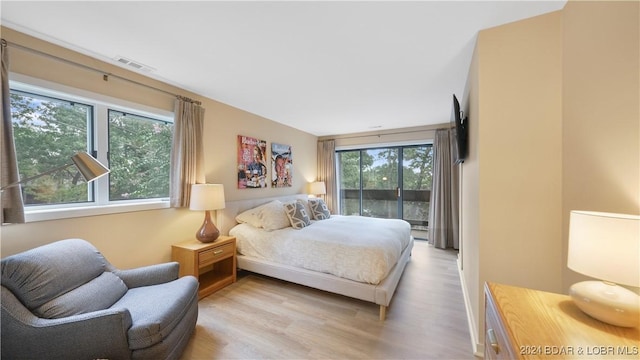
(24, 200), (170, 223)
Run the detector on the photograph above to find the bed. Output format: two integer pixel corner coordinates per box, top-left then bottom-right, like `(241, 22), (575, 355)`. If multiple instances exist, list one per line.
(217, 194), (414, 320)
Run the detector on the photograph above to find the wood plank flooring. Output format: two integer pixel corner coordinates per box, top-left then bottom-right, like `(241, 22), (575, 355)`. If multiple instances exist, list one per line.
(180, 240), (475, 359)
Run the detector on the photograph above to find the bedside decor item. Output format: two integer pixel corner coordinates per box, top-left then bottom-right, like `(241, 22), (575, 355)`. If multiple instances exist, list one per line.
(567, 210), (640, 327)
(0, 151), (109, 191)
(190, 184), (225, 243)
(308, 181), (326, 197)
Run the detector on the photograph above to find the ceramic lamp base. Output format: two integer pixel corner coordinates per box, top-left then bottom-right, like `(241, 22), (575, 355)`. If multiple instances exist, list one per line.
(195, 210), (220, 243)
(569, 281), (640, 327)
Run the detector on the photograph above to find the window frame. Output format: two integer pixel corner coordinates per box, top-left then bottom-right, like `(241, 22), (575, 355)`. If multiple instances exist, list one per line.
(9, 74), (174, 223)
(335, 141), (433, 228)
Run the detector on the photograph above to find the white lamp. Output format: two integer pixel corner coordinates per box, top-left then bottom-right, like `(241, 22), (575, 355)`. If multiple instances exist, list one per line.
(189, 184), (225, 243)
(567, 210), (640, 327)
(309, 181), (326, 197)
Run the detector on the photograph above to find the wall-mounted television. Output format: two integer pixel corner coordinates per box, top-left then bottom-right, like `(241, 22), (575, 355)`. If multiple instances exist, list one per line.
(452, 94), (468, 164)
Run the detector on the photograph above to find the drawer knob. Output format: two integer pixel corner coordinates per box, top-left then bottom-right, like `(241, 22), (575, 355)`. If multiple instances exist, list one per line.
(487, 328), (500, 354)
(213, 249), (224, 255)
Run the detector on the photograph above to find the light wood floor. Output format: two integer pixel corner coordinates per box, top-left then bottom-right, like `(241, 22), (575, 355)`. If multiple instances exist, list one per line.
(180, 240), (474, 359)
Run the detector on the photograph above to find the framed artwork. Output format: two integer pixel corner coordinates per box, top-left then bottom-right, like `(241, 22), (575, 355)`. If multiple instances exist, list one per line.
(237, 135), (268, 189)
(271, 143), (292, 188)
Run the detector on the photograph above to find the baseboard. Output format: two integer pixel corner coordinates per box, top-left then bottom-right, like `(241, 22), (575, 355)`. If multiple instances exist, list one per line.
(457, 258), (484, 358)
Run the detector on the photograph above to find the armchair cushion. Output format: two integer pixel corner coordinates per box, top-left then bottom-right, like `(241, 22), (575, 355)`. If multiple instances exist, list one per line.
(1, 239), (107, 311)
(35, 272), (128, 319)
(112, 275), (198, 350)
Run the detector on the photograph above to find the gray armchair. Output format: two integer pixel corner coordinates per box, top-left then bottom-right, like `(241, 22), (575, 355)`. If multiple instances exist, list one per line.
(1, 238), (199, 360)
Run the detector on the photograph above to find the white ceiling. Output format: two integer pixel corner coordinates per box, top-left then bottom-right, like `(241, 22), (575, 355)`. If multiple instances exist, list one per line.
(1, 1), (566, 136)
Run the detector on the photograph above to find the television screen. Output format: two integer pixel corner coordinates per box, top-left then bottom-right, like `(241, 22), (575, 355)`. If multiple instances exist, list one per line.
(452, 94), (468, 164)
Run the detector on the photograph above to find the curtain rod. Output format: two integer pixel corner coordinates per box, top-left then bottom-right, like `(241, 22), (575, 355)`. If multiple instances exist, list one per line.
(2, 38), (202, 106)
(327, 125), (454, 141)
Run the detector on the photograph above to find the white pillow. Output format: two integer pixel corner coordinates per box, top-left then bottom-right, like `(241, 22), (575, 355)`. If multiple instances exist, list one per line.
(235, 202), (273, 228)
(258, 200), (291, 231)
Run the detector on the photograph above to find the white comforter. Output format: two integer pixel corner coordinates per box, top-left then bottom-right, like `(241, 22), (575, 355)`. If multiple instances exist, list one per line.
(229, 215), (412, 285)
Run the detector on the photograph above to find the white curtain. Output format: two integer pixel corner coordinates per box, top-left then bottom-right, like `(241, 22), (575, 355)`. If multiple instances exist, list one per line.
(428, 128), (459, 249)
(169, 98), (205, 208)
(1, 39), (25, 224)
(317, 139), (337, 214)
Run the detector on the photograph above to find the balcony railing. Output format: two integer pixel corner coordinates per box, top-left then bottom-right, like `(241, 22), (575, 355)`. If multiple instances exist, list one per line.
(339, 189), (430, 230)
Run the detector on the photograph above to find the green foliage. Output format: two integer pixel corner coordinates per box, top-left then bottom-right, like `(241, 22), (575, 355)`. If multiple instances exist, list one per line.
(10, 91), (89, 205)
(10, 90), (172, 206)
(337, 145), (433, 224)
(108, 111), (172, 201)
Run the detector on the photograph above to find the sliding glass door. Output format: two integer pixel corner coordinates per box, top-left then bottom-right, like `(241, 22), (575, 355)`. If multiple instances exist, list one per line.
(337, 145), (432, 231)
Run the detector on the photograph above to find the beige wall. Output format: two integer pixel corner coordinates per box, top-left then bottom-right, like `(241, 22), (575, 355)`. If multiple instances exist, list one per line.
(561, 0), (640, 291)
(0, 27), (317, 268)
(461, 11), (564, 354)
(461, 0), (639, 354)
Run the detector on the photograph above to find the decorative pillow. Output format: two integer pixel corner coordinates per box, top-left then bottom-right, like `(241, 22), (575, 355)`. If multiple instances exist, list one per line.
(34, 272), (128, 319)
(297, 198), (313, 218)
(258, 200), (291, 231)
(308, 198), (331, 220)
(283, 201), (311, 229)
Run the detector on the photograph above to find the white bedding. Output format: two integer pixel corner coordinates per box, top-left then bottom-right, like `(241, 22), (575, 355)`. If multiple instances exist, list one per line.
(229, 215), (411, 285)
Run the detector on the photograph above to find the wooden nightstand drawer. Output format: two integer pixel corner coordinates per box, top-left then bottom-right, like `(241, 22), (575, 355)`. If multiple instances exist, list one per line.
(199, 243), (234, 266)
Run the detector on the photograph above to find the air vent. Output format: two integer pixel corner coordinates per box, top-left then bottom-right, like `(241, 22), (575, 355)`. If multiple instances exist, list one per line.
(112, 56), (155, 73)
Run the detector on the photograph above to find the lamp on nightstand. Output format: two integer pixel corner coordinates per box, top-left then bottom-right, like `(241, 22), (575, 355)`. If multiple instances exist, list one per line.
(189, 184), (225, 243)
(567, 210), (640, 327)
(309, 181), (326, 198)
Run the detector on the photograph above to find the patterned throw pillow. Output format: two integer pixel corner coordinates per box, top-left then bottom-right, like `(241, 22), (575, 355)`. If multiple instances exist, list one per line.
(283, 201), (311, 229)
(308, 198), (331, 220)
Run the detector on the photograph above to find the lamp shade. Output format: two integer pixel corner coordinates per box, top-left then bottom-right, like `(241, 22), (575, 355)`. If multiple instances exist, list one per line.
(189, 184), (225, 211)
(309, 181), (326, 195)
(71, 152), (110, 182)
(568, 211), (640, 287)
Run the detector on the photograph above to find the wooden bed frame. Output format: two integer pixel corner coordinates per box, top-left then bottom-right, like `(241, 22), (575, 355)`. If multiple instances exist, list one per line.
(217, 194), (414, 320)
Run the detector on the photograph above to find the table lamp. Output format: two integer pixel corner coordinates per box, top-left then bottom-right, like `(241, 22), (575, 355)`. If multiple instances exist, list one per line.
(567, 210), (640, 327)
(1, 152), (110, 191)
(309, 181), (326, 197)
(189, 184), (225, 243)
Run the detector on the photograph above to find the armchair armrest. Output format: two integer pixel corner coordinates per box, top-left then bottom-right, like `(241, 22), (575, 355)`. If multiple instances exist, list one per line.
(113, 262), (180, 288)
(1, 286), (132, 360)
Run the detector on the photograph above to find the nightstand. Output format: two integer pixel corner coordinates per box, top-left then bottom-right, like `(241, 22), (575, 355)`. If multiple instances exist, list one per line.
(484, 282), (639, 359)
(172, 236), (237, 299)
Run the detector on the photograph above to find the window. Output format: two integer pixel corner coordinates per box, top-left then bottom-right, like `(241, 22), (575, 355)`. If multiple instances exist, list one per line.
(9, 76), (173, 220)
(336, 144), (433, 232)
(10, 90), (94, 206)
(108, 110), (172, 201)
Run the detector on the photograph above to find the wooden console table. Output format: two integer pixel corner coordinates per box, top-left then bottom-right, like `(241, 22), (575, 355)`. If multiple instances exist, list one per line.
(485, 282), (639, 359)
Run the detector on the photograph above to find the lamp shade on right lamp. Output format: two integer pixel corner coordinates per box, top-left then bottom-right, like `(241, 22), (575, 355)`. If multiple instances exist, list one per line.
(309, 181), (326, 197)
(567, 210), (640, 327)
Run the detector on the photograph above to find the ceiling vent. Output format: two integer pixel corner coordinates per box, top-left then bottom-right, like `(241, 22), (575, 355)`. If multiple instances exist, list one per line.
(113, 56), (155, 73)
